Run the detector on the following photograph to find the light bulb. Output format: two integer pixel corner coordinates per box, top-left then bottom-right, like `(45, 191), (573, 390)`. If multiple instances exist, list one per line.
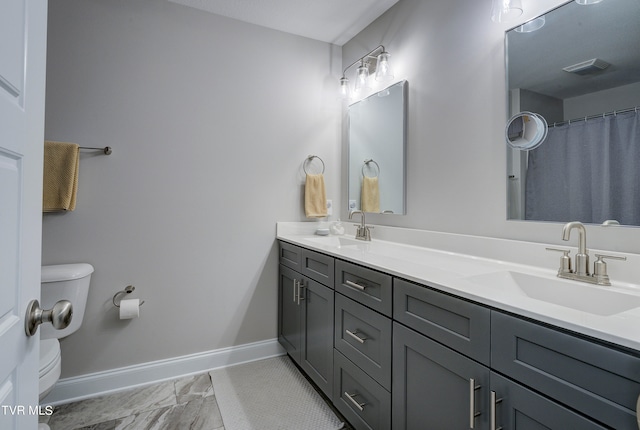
(339, 76), (350, 99)
(491, 0), (523, 22)
(375, 51), (394, 82)
(354, 62), (370, 93)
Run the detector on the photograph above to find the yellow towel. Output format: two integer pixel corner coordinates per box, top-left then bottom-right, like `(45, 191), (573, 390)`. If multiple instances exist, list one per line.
(43, 141), (80, 212)
(361, 176), (380, 213)
(304, 173), (327, 218)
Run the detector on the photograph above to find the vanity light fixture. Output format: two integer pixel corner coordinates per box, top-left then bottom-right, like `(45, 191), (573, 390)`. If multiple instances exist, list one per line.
(491, 0), (523, 22)
(339, 45), (394, 99)
(575, 0), (603, 4)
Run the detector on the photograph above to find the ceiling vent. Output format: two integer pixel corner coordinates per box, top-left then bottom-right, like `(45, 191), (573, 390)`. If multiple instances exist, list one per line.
(562, 58), (610, 75)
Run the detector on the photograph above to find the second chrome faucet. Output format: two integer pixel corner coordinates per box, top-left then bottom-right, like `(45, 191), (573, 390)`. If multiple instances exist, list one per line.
(547, 221), (626, 286)
(349, 210), (372, 241)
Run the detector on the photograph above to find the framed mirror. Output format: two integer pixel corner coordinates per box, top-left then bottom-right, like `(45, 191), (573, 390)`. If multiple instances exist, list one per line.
(506, 0), (640, 225)
(348, 80), (407, 214)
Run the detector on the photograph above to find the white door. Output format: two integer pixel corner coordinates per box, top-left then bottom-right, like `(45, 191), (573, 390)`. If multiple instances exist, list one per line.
(0, 0), (48, 428)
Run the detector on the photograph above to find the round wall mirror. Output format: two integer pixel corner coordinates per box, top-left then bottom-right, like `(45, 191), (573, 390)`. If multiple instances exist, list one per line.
(505, 111), (548, 151)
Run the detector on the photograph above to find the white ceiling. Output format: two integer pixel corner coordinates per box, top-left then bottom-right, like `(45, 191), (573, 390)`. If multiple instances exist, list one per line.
(167, 0), (399, 46)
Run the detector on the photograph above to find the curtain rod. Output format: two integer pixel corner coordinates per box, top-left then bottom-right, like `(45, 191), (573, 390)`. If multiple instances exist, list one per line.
(550, 106), (638, 128)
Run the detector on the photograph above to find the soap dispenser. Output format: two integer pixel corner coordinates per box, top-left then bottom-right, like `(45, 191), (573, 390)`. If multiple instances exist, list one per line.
(330, 219), (345, 236)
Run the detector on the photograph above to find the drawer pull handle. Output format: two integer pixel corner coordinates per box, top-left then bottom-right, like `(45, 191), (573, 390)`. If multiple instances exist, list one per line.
(345, 329), (367, 344)
(293, 279), (298, 303)
(490, 390), (503, 430)
(469, 379), (481, 428)
(297, 281), (305, 305)
(344, 392), (366, 411)
(346, 280), (367, 291)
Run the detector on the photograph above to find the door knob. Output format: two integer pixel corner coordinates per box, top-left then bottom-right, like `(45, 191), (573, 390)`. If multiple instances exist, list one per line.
(25, 299), (73, 337)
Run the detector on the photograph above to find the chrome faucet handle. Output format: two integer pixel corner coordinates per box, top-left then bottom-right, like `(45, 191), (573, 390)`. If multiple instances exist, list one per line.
(593, 254), (627, 286)
(546, 247), (572, 275)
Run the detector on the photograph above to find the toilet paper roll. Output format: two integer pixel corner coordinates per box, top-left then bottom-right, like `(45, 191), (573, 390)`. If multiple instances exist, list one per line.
(119, 299), (140, 319)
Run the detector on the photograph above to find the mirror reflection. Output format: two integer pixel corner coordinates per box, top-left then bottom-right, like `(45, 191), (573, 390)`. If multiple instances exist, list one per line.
(348, 80), (407, 214)
(506, 0), (640, 226)
(506, 112), (548, 151)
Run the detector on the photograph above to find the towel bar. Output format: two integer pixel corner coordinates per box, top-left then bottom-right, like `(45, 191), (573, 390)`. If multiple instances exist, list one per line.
(80, 146), (112, 155)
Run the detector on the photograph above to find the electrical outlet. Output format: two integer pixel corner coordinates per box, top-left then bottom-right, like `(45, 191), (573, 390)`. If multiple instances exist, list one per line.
(326, 199), (333, 216)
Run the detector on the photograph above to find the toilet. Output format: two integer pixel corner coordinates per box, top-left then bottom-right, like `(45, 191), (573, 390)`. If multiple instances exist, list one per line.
(39, 263), (94, 401)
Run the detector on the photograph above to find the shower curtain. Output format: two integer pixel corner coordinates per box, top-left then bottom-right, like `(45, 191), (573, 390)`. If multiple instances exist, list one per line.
(525, 110), (640, 225)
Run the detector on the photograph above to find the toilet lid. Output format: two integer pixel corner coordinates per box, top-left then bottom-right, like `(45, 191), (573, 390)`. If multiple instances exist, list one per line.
(40, 339), (61, 378)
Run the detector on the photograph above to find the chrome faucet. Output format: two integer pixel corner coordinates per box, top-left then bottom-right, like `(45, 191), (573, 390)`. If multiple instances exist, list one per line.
(546, 221), (626, 286)
(562, 221), (589, 276)
(349, 210), (371, 241)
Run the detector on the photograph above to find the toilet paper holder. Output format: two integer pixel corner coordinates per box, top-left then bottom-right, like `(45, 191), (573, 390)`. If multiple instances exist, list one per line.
(113, 286), (145, 308)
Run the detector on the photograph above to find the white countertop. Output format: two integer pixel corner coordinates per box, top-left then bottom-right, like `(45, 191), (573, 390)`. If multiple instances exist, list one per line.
(277, 222), (640, 353)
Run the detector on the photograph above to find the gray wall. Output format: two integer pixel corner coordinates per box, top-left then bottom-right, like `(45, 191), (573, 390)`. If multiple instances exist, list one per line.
(45, 0), (640, 380)
(43, 0), (341, 378)
(341, 0), (640, 254)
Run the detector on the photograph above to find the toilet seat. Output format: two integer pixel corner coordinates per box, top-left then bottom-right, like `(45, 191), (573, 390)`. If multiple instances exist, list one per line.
(39, 339), (61, 400)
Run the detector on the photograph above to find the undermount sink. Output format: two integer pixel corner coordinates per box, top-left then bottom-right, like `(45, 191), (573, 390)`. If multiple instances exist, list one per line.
(305, 236), (363, 248)
(465, 271), (640, 316)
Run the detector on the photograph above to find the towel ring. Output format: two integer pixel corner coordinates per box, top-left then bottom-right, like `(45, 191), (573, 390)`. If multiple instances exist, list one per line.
(362, 159), (380, 178)
(303, 155), (325, 175)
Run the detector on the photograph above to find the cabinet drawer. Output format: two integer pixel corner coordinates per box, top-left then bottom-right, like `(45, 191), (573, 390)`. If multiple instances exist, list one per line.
(279, 241), (302, 271)
(333, 350), (391, 430)
(393, 278), (490, 365)
(301, 248), (334, 287)
(335, 294), (392, 390)
(335, 260), (392, 316)
(492, 311), (640, 430)
(491, 372), (608, 430)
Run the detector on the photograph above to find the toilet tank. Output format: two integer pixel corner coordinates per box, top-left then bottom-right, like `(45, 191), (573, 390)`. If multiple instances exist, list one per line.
(40, 263), (94, 340)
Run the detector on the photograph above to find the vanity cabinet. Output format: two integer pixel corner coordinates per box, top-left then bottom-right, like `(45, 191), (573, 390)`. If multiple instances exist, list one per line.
(278, 240), (640, 429)
(278, 243), (335, 399)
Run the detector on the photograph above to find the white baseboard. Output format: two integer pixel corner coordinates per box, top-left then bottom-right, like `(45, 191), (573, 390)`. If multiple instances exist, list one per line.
(42, 338), (285, 406)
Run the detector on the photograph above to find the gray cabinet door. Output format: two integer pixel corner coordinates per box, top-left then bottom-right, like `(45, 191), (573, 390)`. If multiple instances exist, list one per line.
(393, 322), (490, 430)
(278, 264), (301, 363)
(492, 311), (640, 429)
(300, 277), (335, 399)
(491, 373), (608, 430)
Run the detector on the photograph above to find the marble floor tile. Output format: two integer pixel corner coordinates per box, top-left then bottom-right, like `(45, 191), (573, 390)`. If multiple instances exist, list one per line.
(115, 396), (224, 430)
(173, 373), (214, 404)
(47, 380), (177, 429)
(75, 421), (117, 430)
